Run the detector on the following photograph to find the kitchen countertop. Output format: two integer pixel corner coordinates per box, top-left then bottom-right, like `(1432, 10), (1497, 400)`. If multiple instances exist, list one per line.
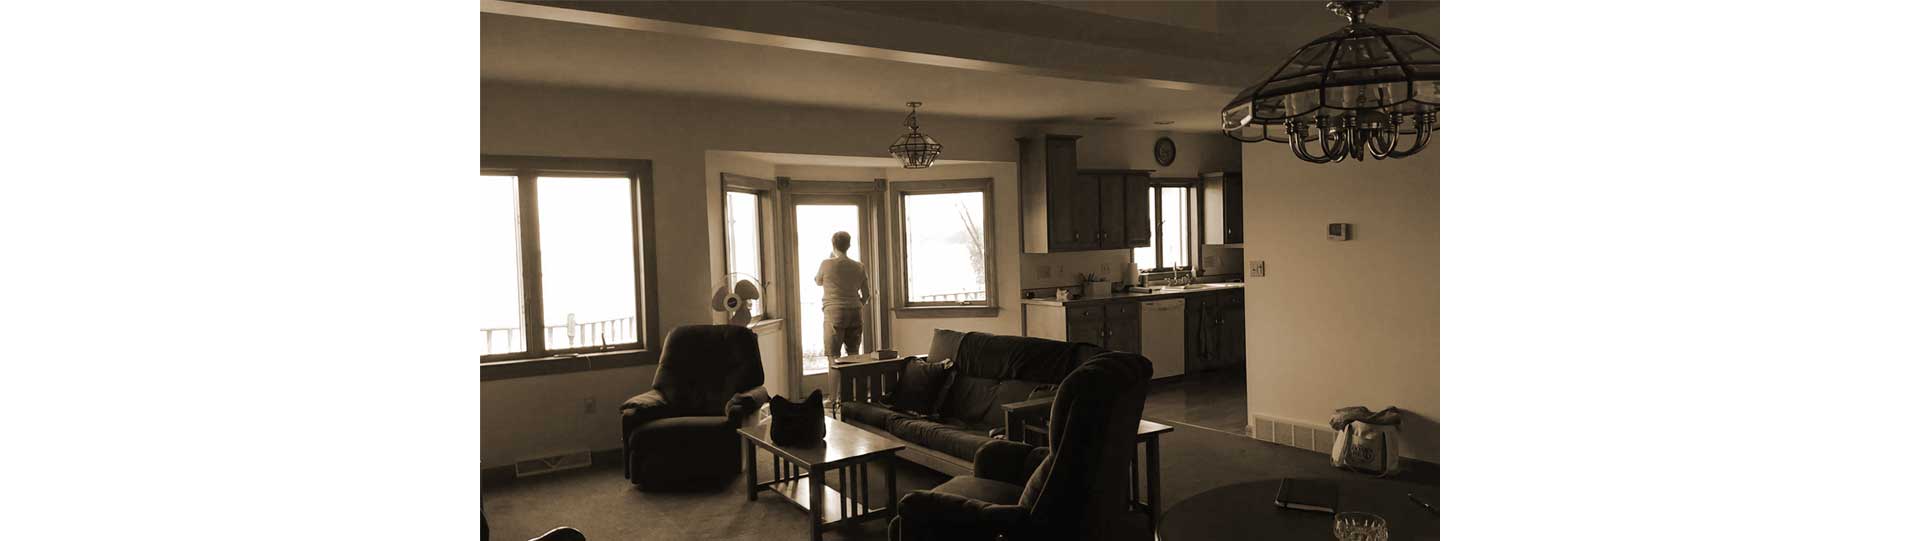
(1020, 282), (1244, 306)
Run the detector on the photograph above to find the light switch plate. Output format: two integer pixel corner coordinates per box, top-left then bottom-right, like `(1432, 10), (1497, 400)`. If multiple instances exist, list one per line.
(1250, 260), (1266, 277)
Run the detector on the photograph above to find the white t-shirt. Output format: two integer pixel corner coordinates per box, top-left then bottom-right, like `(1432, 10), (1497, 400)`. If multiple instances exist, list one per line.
(814, 255), (868, 310)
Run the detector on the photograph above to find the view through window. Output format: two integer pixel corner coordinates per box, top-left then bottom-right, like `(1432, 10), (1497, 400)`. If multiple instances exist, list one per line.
(901, 191), (988, 304)
(1134, 186), (1192, 271)
(724, 190), (766, 318)
(471, 175), (523, 356)
(537, 176), (638, 351)
(795, 204), (861, 374)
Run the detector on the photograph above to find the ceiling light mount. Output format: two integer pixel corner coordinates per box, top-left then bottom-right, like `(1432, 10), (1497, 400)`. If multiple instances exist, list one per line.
(1221, 0), (1438, 164)
(889, 101), (943, 169)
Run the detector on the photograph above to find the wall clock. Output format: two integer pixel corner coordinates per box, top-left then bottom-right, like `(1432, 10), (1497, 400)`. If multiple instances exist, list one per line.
(1154, 136), (1177, 167)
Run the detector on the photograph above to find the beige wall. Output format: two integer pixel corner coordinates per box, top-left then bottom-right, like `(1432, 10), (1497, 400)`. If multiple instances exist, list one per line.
(480, 82), (1022, 468)
(1240, 137), (1441, 461)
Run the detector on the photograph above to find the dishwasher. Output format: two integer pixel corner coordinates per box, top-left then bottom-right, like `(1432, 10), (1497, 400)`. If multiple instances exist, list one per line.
(1140, 299), (1186, 379)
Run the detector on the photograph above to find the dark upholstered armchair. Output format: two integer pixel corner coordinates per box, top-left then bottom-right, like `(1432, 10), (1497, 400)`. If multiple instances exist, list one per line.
(620, 325), (769, 490)
(888, 352), (1153, 541)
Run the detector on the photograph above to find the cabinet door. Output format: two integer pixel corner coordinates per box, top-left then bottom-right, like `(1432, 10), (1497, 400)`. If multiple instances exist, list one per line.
(1124, 173), (1152, 247)
(1097, 174), (1127, 249)
(1067, 172), (1103, 250)
(1065, 305), (1107, 347)
(1046, 139), (1086, 250)
(1216, 291), (1245, 365)
(1223, 172), (1244, 244)
(1185, 293), (1218, 371)
(1104, 301), (1141, 354)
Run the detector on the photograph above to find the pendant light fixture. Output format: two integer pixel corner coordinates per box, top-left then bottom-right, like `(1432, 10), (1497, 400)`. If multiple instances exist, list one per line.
(889, 101), (942, 169)
(1221, 0), (1439, 163)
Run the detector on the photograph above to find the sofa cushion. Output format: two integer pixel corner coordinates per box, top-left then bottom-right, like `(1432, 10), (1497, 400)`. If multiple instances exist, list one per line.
(839, 401), (905, 430)
(952, 332), (1101, 384)
(887, 358), (954, 416)
(887, 416), (997, 463)
(927, 328), (966, 364)
(938, 375), (1002, 427)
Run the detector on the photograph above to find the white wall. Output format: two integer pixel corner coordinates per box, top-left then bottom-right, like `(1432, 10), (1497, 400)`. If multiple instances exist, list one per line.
(1240, 137), (1440, 461)
(480, 82), (1022, 468)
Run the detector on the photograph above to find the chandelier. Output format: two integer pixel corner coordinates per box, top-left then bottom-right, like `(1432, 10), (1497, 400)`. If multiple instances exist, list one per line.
(889, 101), (943, 169)
(1221, 0), (1439, 163)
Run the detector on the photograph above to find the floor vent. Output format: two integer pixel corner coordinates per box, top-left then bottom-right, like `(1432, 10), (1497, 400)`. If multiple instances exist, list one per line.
(1250, 414), (1338, 455)
(514, 451), (592, 478)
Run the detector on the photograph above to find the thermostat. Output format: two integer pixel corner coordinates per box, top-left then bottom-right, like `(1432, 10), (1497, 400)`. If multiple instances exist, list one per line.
(1327, 223), (1352, 241)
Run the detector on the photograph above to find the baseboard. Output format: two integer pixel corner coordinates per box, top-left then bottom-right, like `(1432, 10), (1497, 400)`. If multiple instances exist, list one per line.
(1248, 413), (1439, 472)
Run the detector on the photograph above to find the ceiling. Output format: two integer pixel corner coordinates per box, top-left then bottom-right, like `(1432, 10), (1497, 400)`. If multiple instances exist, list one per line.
(481, 1), (1439, 133)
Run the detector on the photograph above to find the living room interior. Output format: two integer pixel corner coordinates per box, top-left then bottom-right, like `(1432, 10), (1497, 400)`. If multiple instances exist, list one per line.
(480, 1), (1437, 539)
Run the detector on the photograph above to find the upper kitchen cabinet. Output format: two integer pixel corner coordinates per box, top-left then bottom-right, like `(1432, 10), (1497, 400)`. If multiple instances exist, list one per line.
(1019, 135), (1152, 253)
(1202, 170), (1244, 245)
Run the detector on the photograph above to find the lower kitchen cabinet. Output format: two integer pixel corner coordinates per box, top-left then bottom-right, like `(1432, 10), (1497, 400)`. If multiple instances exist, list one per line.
(1027, 300), (1142, 354)
(1184, 290), (1245, 372)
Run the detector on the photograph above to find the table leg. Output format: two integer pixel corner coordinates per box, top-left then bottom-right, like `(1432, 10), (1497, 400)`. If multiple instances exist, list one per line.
(884, 456), (898, 517)
(744, 438), (757, 501)
(1146, 436), (1162, 532)
(809, 465), (825, 541)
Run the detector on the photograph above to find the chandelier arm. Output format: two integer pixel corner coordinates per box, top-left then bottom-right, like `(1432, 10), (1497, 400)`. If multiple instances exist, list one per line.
(1290, 134), (1338, 164)
(1367, 125), (1397, 160)
(1385, 119), (1432, 159)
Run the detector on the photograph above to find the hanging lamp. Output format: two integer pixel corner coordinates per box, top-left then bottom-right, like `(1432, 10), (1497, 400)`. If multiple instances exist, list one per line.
(889, 102), (943, 169)
(1221, 0), (1439, 163)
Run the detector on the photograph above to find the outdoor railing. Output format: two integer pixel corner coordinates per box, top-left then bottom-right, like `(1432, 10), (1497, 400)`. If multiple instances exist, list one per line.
(481, 315), (638, 355)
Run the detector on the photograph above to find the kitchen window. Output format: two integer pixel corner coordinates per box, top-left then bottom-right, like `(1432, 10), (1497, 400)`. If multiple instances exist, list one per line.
(1133, 184), (1194, 272)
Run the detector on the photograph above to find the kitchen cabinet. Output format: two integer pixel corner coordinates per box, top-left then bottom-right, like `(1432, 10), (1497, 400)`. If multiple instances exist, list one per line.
(1017, 135), (1151, 252)
(1203, 170), (1244, 245)
(1183, 289), (1246, 372)
(1029, 300), (1142, 354)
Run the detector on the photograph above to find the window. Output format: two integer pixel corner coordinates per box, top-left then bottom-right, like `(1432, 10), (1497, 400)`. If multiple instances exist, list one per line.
(477, 156), (657, 364)
(721, 173), (777, 319)
(1133, 185), (1194, 271)
(892, 179), (996, 313)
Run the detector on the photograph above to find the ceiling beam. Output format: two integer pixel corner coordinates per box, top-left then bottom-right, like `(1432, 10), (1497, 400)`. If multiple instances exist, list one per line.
(480, 0), (1241, 94)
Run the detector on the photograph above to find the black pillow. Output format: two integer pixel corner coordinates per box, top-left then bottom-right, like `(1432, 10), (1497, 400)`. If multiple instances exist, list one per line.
(927, 329), (966, 365)
(888, 359), (953, 417)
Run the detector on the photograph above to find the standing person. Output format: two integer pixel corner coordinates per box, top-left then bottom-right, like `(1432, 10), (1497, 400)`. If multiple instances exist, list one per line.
(814, 231), (868, 359)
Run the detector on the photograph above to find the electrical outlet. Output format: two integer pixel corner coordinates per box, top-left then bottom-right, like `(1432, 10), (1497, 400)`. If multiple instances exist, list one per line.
(584, 398), (597, 414)
(1250, 260), (1266, 277)
(1100, 263), (1111, 275)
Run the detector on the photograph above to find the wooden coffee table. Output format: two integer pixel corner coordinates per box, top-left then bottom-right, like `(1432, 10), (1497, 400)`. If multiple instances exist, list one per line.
(1156, 478), (1440, 541)
(740, 415), (906, 541)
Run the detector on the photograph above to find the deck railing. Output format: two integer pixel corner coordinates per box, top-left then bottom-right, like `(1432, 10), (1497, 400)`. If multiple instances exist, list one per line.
(481, 314), (638, 355)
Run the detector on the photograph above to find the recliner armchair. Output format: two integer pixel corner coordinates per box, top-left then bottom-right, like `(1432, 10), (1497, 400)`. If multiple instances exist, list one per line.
(620, 325), (769, 490)
(888, 351), (1153, 541)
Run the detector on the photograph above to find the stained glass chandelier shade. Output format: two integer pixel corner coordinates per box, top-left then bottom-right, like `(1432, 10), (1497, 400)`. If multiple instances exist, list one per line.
(1222, 1), (1438, 163)
(890, 101), (942, 169)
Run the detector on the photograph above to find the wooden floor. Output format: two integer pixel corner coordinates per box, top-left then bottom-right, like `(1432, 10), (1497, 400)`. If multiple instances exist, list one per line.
(1143, 367), (1248, 436)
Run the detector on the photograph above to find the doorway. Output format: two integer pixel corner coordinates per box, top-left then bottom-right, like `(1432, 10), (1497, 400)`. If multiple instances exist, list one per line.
(781, 184), (885, 390)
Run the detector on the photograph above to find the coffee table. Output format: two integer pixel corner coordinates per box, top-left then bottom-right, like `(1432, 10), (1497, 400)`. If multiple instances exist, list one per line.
(740, 415), (906, 541)
(1156, 478), (1439, 541)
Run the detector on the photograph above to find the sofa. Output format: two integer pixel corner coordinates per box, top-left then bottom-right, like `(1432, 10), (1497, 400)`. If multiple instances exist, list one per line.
(834, 329), (1104, 476)
(619, 325), (769, 490)
(887, 351), (1154, 541)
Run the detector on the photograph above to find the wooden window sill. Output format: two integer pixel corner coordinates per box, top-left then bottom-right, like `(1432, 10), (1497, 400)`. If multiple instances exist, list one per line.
(480, 348), (658, 381)
(893, 305), (1000, 319)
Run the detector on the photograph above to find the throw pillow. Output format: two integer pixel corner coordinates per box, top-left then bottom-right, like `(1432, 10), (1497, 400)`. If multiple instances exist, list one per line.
(887, 359), (953, 417)
(927, 329), (966, 365)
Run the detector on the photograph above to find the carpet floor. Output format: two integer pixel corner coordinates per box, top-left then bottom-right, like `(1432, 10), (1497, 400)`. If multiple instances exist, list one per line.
(482, 420), (1437, 541)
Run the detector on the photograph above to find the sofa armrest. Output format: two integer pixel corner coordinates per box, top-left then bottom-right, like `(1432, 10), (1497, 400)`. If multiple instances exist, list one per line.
(972, 439), (1047, 485)
(1001, 396), (1054, 444)
(726, 386), (769, 427)
(892, 489), (1028, 540)
(621, 389), (675, 436)
(832, 356), (910, 409)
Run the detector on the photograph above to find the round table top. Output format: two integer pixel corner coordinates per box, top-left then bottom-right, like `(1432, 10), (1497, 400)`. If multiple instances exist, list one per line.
(1157, 478), (1439, 541)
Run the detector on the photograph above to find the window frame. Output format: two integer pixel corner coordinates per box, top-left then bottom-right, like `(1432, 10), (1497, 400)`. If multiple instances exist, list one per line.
(888, 178), (998, 318)
(1137, 179), (1199, 273)
(720, 173), (779, 322)
(478, 155), (660, 375)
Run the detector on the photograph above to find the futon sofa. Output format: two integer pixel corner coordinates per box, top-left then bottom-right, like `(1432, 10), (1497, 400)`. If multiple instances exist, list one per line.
(834, 329), (1105, 476)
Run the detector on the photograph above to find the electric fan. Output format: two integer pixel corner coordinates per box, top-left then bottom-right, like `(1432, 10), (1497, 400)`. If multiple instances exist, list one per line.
(709, 273), (763, 326)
